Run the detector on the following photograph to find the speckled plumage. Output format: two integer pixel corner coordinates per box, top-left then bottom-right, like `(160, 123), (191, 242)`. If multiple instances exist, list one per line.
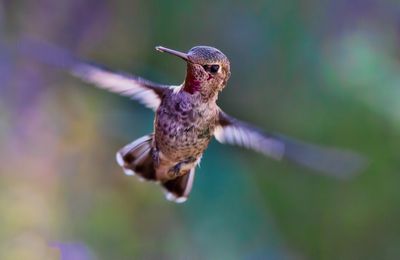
(154, 89), (219, 180)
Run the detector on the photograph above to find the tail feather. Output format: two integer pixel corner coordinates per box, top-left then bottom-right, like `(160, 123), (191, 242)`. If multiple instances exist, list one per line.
(162, 168), (196, 203)
(116, 134), (197, 203)
(116, 134), (156, 181)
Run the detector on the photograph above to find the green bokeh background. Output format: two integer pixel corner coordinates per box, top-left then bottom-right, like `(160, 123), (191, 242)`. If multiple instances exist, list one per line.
(1, 0), (400, 259)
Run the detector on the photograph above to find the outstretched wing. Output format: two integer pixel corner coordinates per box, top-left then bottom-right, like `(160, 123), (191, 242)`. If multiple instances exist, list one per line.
(214, 110), (367, 178)
(71, 63), (167, 110)
(19, 38), (170, 111)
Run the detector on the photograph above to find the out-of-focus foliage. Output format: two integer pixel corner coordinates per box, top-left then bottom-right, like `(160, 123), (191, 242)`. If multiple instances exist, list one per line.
(1, 0), (399, 259)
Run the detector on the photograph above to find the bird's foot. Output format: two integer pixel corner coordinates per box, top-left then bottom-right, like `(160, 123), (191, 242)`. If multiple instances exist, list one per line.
(167, 157), (197, 178)
(167, 163), (182, 178)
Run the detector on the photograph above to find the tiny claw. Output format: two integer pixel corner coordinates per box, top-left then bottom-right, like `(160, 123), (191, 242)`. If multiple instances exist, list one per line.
(167, 163), (182, 178)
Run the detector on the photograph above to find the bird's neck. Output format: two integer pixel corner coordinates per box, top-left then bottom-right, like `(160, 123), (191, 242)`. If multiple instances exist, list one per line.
(183, 69), (222, 103)
(183, 75), (201, 94)
(182, 81), (220, 103)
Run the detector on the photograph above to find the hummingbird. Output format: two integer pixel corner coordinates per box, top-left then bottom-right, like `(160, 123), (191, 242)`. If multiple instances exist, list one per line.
(22, 41), (366, 203)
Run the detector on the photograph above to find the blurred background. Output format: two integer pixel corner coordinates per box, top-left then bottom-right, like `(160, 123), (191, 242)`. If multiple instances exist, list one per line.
(1, 0), (400, 259)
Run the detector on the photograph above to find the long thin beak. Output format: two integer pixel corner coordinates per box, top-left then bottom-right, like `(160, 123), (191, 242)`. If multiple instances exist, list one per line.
(155, 46), (188, 61)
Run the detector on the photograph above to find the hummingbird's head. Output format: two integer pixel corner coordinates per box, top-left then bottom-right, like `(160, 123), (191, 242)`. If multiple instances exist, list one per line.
(156, 45), (231, 100)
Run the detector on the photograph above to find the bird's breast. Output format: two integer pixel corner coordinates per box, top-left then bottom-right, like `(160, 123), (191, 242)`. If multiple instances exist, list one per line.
(154, 94), (217, 162)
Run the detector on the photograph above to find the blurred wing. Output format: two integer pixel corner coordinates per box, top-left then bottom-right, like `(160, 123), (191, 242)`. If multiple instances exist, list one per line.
(19, 38), (169, 111)
(71, 63), (167, 110)
(215, 110), (367, 178)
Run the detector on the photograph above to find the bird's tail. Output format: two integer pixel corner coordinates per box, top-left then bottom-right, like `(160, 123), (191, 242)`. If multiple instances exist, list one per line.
(116, 134), (156, 181)
(115, 134), (196, 203)
(162, 168), (196, 203)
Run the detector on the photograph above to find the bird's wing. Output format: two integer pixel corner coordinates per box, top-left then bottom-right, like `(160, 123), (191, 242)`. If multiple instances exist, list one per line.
(214, 110), (367, 178)
(19, 38), (170, 111)
(70, 63), (167, 110)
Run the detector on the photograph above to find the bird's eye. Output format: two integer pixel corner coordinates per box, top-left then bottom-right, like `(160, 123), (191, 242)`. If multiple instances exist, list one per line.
(210, 65), (220, 73)
(203, 64), (220, 74)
